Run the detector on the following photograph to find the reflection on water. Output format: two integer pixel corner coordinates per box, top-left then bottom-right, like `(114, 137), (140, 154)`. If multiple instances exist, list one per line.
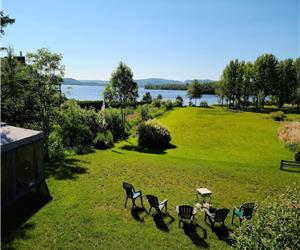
(61, 85), (219, 106)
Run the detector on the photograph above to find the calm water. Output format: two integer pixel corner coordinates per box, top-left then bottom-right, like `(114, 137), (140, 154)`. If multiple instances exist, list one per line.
(62, 85), (219, 106)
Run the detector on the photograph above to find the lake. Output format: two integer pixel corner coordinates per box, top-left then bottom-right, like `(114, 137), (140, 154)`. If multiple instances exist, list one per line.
(61, 85), (219, 106)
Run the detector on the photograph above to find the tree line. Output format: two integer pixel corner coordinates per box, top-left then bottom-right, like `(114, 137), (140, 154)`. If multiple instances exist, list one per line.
(216, 54), (300, 110)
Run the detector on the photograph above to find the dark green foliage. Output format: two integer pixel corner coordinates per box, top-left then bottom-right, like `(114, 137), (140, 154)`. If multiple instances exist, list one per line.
(141, 92), (152, 104)
(276, 59), (297, 108)
(164, 100), (174, 110)
(138, 119), (171, 148)
(93, 130), (114, 149)
(48, 125), (65, 162)
(199, 101), (209, 108)
(138, 104), (150, 121)
(152, 98), (161, 108)
(270, 111), (286, 121)
(175, 95), (183, 107)
(77, 100), (103, 111)
(58, 100), (99, 147)
(145, 83), (187, 90)
(104, 108), (125, 141)
(187, 79), (203, 105)
(73, 145), (95, 155)
(0, 11), (15, 36)
(231, 184), (300, 250)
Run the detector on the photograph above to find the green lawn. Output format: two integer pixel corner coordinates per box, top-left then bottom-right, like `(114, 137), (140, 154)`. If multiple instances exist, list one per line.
(3, 107), (300, 249)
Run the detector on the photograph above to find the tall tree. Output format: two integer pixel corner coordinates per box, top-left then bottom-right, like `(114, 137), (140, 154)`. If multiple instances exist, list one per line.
(241, 62), (254, 108)
(187, 79), (202, 105)
(27, 48), (65, 159)
(253, 54), (279, 109)
(0, 11), (15, 36)
(103, 62), (138, 137)
(276, 59), (297, 108)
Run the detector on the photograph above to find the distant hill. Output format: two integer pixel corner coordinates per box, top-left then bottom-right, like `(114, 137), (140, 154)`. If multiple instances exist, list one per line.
(63, 78), (214, 86)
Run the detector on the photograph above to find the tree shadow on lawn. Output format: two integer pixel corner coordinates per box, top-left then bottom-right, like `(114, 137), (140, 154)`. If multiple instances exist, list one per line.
(153, 212), (175, 232)
(45, 157), (90, 180)
(119, 143), (177, 155)
(1, 188), (52, 249)
(182, 223), (209, 248)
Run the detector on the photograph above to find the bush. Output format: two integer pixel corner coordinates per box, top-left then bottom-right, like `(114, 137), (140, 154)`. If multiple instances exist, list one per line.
(138, 119), (171, 148)
(104, 108), (125, 140)
(93, 130), (114, 149)
(199, 101), (209, 108)
(77, 100), (103, 111)
(152, 98), (161, 108)
(48, 125), (64, 162)
(74, 145), (95, 155)
(231, 184), (300, 250)
(58, 100), (95, 147)
(164, 100), (174, 110)
(138, 104), (150, 121)
(175, 95), (183, 107)
(271, 111), (286, 121)
(141, 92), (152, 104)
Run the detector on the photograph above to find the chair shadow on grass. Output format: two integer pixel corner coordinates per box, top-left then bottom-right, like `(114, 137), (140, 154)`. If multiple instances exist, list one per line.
(182, 222), (209, 248)
(1, 183), (52, 249)
(119, 143), (177, 155)
(204, 220), (234, 246)
(131, 206), (148, 223)
(45, 157), (89, 180)
(153, 212), (175, 232)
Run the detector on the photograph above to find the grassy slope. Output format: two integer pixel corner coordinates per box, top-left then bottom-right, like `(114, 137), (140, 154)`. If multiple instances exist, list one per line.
(3, 107), (300, 250)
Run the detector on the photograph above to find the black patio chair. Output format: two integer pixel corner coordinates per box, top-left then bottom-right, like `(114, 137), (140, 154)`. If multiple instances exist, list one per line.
(177, 205), (196, 228)
(146, 194), (168, 216)
(122, 182), (143, 208)
(205, 208), (229, 231)
(231, 202), (255, 226)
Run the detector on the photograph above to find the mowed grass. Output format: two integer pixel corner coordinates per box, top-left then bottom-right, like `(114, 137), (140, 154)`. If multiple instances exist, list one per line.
(3, 107), (300, 249)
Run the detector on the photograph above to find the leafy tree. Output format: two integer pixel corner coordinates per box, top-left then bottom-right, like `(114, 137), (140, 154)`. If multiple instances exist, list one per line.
(241, 62), (254, 108)
(157, 94), (163, 100)
(1, 47), (29, 125)
(141, 91), (152, 104)
(175, 95), (183, 107)
(253, 54), (279, 109)
(187, 79), (202, 105)
(232, 184), (300, 250)
(294, 57), (300, 111)
(26, 48), (65, 159)
(276, 59), (297, 107)
(103, 62), (138, 137)
(0, 11), (15, 36)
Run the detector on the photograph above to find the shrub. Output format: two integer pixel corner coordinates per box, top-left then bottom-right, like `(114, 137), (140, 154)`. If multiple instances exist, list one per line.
(152, 98), (161, 108)
(188, 100), (193, 107)
(164, 100), (174, 110)
(199, 101), (209, 108)
(138, 119), (171, 147)
(141, 92), (152, 104)
(93, 130), (114, 149)
(74, 145), (95, 155)
(58, 100), (94, 147)
(278, 122), (300, 152)
(231, 184), (300, 250)
(156, 94), (163, 100)
(104, 108), (125, 140)
(48, 125), (64, 162)
(138, 104), (150, 121)
(175, 95), (183, 107)
(271, 111), (286, 121)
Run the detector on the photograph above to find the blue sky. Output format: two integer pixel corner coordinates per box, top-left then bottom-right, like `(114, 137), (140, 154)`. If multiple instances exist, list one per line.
(3, 0), (299, 80)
